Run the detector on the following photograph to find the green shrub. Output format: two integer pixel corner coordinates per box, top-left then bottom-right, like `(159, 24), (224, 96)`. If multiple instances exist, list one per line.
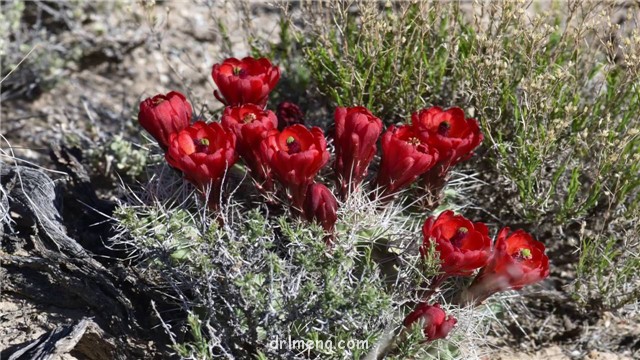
(295, 0), (640, 311)
(299, 0), (640, 225)
(574, 207), (640, 310)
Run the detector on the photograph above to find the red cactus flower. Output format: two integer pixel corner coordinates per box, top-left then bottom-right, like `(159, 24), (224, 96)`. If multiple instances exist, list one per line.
(404, 303), (457, 341)
(260, 125), (329, 209)
(411, 107), (483, 207)
(412, 106), (483, 170)
(276, 101), (305, 130)
(421, 210), (492, 276)
(211, 57), (280, 107)
(303, 183), (338, 233)
(221, 104), (277, 189)
(333, 106), (383, 199)
(165, 121), (237, 209)
(464, 228), (549, 304)
(138, 91), (192, 150)
(375, 125), (439, 197)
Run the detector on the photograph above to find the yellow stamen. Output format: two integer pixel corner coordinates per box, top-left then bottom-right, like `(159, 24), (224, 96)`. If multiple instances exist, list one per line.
(243, 113), (257, 124)
(407, 137), (421, 146)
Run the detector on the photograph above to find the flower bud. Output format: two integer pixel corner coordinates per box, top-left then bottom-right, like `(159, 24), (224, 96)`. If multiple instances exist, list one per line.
(333, 106), (383, 199)
(276, 101), (305, 130)
(138, 91), (192, 150)
(404, 303), (457, 341)
(303, 183), (338, 233)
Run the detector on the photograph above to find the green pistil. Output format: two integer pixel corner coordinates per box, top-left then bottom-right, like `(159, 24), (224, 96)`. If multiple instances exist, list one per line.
(286, 136), (302, 154)
(233, 66), (243, 75)
(194, 138), (210, 153)
(513, 248), (533, 261)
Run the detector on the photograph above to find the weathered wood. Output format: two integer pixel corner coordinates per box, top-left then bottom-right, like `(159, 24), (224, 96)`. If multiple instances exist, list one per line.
(49, 144), (118, 256)
(0, 163), (172, 359)
(7, 318), (116, 360)
(1, 164), (93, 258)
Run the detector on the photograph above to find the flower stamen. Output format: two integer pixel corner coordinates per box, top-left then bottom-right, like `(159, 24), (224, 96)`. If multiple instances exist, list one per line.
(243, 113), (257, 124)
(407, 137), (422, 146)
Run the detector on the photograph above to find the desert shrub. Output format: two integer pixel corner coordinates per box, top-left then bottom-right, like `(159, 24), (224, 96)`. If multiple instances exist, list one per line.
(574, 206), (640, 310)
(112, 166), (491, 359)
(301, 1), (459, 122)
(299, 0), (640, 224)
(296, 0), (640, 309)
(60, 122), (154, 184)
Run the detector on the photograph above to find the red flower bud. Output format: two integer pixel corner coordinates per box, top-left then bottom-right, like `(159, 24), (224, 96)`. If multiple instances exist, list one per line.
(303, 183), (338, 233)
(138, 91), (192, 150)
(165, 121), (237, 209)
(260, 125), (329, 209)
(404, 303), (457, 341)
(420, 210), (492, 276)
(376, 125), (439, 197)
(412, 106), (483, 171)
(466, 228), (549, 303)
(333, 106), (383, 198)
(211, 57), (280, 107)
(276, 101), (305, 130)
(221, 104), (277, 187)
